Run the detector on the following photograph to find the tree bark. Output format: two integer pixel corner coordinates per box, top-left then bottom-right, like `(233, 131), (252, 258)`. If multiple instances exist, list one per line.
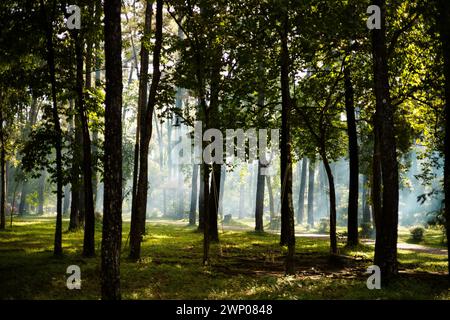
(130, 0), (163, 260)
(371, 0), (399, 280)
(208, 164), (221, 242)
(0, 107), (5, 229)
(18, 181), (29, 216)
(37, 171), (46, 216)
(73, 29), (96, 257)
(101, 0), (123, 300)
(344, 63), (359, 246)
(130, 0), (152, 244)
(198, 164), (205, 230)
(307, 159), (315, 227)
(189, 164), (199, 226)
(322, 155), (337, 255)
(279, 7), (295, 275)
(266, 175), (275, 224)
(438, 0), (450, 278)
(255, 160), (266, 232)
(40, 0), (64, 257)
(297, 158), (307, 224)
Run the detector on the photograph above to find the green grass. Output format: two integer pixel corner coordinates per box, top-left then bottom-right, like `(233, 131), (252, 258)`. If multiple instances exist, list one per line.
(398, 226), (447, 248)
(0, 217), (448, 300)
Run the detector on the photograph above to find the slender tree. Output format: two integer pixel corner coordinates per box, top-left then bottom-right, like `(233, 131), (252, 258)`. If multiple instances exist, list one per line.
(101, 0), (123, 300)
(130, 0), (163, 260)
(344, 62), (359, 246)
(371, 0), (399, 279)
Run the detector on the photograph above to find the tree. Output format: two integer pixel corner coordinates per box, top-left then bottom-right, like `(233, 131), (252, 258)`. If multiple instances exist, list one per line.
(130, 0), (152, 250)
(307, 158), (315, 227)
(344, 62), (359, 246)
(371, 0), (400, 279)
(296, 158), (307, 224)
(101, 0), (123, 300)
(279, 2), (296, 275)
(129, 0), (163, 260)
(189, 164), (199, 225)
(437, 0), (450, 277)
(39, 0), (64, 257)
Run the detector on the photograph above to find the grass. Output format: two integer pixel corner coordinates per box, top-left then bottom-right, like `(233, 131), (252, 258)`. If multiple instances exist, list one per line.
(0, 217), (448, 300)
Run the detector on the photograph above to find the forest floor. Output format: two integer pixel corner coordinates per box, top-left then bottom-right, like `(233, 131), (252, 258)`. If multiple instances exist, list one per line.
(0, 217), (449, 300)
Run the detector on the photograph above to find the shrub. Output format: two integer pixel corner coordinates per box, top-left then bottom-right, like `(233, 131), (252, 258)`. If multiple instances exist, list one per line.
(410, 227), (425, 242)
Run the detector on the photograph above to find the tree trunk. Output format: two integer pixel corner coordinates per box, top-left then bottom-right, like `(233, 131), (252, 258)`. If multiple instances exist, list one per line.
(438, 0), (450, 278)
(18, 181), (28, 216)
(307, 159), (315, 227)
(218, 165), (225, 217)
(297, 158), (307, 224)
(266, 175), (275, 224)
(371, 0), (399, 280)
(189, 164), (199, 226)
(362, 175), (371, 224)
(208, 164), (221, 242)
(37, 171), (46, 216)
(198, 164), (205, 230)
(73, 29), (96, 258)
(238, 177), (245, 219)
(129, 0), (163, 260)
(101, 0), (123, 300)
(202, 162), (211, 265)
(40, 0), (63, 256)
(0, 108), (5, 229)
(255, 160), (266, 232)
(130, 0), (152, 245)
(344, 63), (359, 247)
(280, 7), (295, 275)
(63, 184), (70, 216)
(322, 155), (337, 255)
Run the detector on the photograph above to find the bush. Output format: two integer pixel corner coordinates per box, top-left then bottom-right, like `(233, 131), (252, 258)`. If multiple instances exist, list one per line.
(410, 227), (425, 242)
(318, 218), (330, 234)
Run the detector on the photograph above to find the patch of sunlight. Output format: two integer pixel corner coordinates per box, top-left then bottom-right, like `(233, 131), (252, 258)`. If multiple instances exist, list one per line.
(148, 234), (173, 240)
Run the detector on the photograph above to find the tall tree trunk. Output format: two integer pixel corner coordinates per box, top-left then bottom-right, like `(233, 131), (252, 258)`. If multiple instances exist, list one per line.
(279, 7), (295, 275)
(238, 178), (245, 219)
(38, 171), (46, 216)
(344, 63), (359, 246)
(130, 0), (163, 260)
(218, 165), (225, 216)
(266, 175), (275, 224)
(189, 164), (199, 225)
(362, 175), (371, 224)
(202, 162), (210, 265)
(40, 0), (64, 257)
(322, 155), (337, 255)
(73, 29), (96, 258)
(101, 0), (123, 300)
(131, 0), (152, 241)
(0, 108), (5, 230)
(297, 158), (307, 224)
(255, 160), (266, 232)
(18, 181), (28, 216)
(307, 159), (315, 227)
(208, 164), (221, 242)
(63, 184), (70, 216)
(371, 0), (399, 280)
(438, 0), (450, 278)
(198, 164), (205, 230)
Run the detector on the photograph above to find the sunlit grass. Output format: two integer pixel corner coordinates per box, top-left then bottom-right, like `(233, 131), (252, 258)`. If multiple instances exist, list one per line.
(0, 216), (448, 300)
